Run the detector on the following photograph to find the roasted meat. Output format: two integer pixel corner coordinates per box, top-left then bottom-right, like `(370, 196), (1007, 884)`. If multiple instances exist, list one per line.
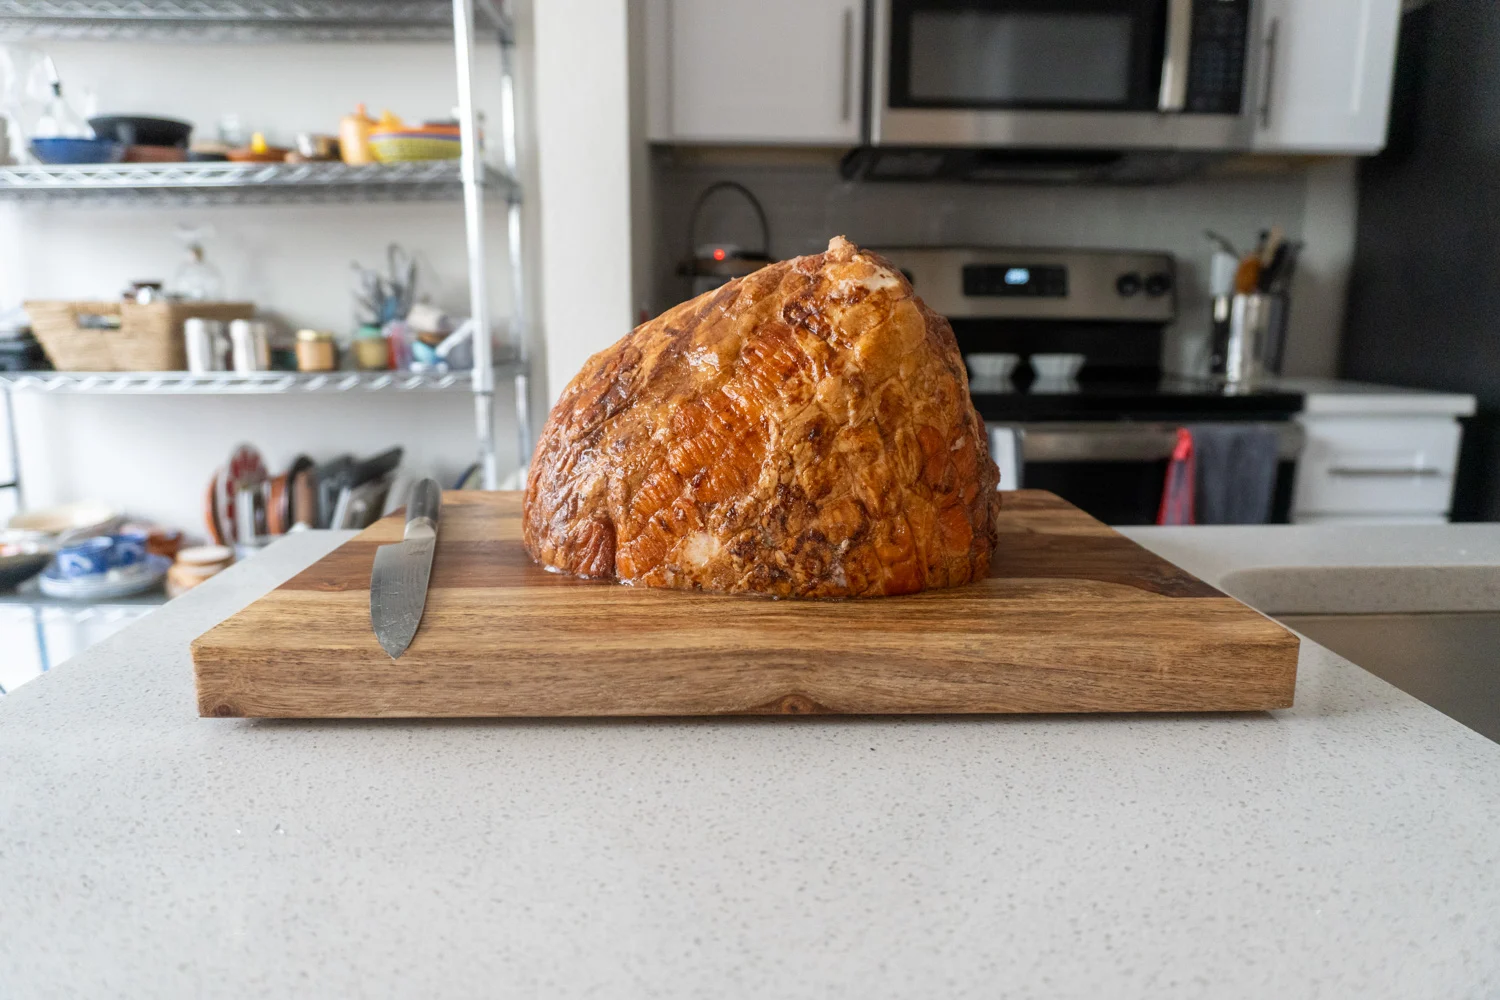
(522, 236), (1000, 598)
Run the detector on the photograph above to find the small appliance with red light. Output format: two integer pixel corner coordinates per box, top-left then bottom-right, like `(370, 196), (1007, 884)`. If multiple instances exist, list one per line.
(678, 181), (773, 297)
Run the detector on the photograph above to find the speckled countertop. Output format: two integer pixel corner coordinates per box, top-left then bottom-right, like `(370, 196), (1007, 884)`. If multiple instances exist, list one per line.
(4, 525), (1500, 999)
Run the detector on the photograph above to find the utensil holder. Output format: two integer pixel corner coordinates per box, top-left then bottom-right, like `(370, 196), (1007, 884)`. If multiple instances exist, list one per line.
(1210, 292), (1289, 386)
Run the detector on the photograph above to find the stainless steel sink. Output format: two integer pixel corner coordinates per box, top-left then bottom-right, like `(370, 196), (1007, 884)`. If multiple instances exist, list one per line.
(1279, 612), (1500, 742)
(1208, 564), (1500, 743)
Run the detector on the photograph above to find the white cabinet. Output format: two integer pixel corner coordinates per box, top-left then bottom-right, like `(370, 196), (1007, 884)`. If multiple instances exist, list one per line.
(1293, 415), (1463, 522)
(646, 0), (864, 145)
(1250, 0), (1403, 154)
(1285, 382), (1475, 524)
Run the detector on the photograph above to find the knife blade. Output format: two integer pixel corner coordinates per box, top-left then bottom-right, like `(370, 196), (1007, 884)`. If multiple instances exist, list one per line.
(369, 477), (442, 659)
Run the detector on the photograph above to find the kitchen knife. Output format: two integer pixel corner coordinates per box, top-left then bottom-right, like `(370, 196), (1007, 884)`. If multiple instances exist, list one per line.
(369, 477), (442, 659)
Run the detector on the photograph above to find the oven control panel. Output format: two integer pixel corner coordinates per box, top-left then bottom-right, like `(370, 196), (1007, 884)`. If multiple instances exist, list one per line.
(878, 247), (1177, 323)
(962, 264), (1068, 299)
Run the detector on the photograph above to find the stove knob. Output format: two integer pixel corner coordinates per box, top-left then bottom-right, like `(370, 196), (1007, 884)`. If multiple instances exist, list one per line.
(1115, 272), (1142, 297)
(1145, 272), (1173, 297)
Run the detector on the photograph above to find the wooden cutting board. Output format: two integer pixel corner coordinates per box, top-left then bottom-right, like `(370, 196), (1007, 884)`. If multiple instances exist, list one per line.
(192, 490), (1298, 718)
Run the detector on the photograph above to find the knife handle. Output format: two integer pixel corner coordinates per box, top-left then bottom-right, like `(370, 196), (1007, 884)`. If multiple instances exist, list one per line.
(405, 478), (442, 542)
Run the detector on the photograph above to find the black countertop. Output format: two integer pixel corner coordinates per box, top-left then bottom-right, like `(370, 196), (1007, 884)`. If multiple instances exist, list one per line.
(968, 376), (1305, 422)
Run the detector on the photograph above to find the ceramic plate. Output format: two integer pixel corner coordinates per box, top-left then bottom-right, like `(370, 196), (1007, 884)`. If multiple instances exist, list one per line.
(38, 555), (170, 600)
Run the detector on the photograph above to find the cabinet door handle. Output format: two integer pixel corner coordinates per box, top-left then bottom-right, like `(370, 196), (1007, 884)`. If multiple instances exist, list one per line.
(1258, 16), (1280, 129)
(1327, 466), (1445, 478)
(841, 6), (854, 122)
(1157, 0), (1194, 112)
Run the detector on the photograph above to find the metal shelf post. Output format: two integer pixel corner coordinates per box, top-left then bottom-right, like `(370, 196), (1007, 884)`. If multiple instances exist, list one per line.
(452, 0), (497, 489)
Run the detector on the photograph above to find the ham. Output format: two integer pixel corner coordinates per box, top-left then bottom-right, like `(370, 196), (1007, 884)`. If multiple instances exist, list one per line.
(522, 236), (1000, 598)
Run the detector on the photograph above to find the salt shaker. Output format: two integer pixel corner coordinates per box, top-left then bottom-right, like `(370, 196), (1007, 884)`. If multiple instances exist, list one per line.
(229, 318), (270, 373)
(184, 317), (228, 373)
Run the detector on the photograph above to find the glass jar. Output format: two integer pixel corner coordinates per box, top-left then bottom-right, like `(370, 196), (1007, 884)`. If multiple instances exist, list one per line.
(351, 325), (389, 371)
(295, 329), (337, 372)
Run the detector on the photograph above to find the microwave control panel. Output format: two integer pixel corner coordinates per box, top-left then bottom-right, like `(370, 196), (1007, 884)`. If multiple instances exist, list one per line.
(1185, 0), (1250, 115)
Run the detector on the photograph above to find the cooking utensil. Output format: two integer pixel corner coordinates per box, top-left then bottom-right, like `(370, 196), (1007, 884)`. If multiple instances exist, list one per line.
(351, 245), (418, 325)
(313, 455), (353, 529)
(1233, 253), (1262, 295)
(218, 444), (267, 545)
(193, 490), (1299, 718)
(121, 144), (186, 163)
(226, 147), (289, 163)
(228, 133), (289, 163)
(1258, 225), (1285, 269)
(204, 474), (223, 545)
(387, 243), (417, 319)
(332, 475), (393, 530)
(368, 477), (442, 660)
(1204, 230), (1238, 257)
(88, 115), (192, 148)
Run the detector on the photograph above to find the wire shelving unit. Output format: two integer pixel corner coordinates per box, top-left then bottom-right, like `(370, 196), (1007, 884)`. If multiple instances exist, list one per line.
(0, 161), (520, 205)
(0, 0), (512, 43)
(0, 0), (531, 490)
(0, 363), (522, 394)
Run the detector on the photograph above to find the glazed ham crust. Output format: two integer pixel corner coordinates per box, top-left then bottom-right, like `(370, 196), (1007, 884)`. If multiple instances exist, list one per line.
(522, 236), (1000, 598)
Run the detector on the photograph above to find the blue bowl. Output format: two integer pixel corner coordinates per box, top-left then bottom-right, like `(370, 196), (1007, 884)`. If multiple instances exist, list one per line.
(54, 533), (147, 578)
(55, 536), (114, 578)
(30, 137), (127, 165)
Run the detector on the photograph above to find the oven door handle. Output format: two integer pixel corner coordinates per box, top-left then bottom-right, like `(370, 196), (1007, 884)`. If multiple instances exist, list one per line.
(1004, 422), (1305, 463)
(1158, 0), (1195, 112)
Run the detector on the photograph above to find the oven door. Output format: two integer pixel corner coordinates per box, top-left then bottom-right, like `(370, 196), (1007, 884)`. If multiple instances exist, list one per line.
(870, 0), (1251, 150)
(991, 421), (1304, 525)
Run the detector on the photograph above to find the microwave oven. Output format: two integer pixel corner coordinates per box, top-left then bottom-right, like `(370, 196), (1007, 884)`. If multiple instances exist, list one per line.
(866, 0), (1254, 151)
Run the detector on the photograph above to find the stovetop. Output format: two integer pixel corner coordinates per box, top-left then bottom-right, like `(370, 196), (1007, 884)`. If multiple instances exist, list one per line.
(968, 376), (1305, 422)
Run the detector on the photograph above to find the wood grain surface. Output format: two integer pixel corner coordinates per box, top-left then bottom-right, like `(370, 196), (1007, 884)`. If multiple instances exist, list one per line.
(191, 490), (1299, 718)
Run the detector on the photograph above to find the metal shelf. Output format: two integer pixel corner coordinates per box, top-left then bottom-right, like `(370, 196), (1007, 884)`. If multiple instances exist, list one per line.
(0, 0), (511, 43)
(0, 160), (519, 206)
(0, 364), (523, 394)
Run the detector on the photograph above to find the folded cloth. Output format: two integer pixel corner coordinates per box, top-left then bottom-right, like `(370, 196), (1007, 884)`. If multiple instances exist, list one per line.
(1190, 423), (1280, 524)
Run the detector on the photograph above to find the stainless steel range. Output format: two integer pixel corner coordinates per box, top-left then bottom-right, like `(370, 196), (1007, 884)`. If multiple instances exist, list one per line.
(878, 245), (1305, 524)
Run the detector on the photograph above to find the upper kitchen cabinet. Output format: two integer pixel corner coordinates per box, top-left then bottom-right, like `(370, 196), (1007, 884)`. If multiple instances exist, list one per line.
(1251, 0), (1403, 153)
(645, 0), (864, 145)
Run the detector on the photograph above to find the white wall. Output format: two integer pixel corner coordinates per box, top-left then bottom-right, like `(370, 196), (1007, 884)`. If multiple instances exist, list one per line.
(1, 15), (557, 533)
(1284, 158), (1359, 377)
(532, 0), (635, 405)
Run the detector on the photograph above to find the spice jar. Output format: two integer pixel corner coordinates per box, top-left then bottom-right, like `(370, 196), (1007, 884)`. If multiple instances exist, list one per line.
(352, 325), (389, 371)
(295, 328), (337, 372)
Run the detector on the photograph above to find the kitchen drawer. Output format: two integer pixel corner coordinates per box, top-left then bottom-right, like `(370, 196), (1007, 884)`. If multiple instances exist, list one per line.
(1292, 416), (1461, 516)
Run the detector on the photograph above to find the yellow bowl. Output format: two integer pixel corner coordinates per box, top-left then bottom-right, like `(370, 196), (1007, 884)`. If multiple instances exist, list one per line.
(369, 133), (462, 163)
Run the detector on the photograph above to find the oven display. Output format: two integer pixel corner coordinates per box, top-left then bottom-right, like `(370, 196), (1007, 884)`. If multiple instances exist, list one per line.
(963, 264), (1068, 298)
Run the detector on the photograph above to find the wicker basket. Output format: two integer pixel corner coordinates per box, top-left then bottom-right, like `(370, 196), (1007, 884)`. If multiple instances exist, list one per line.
(25, 300), (256, 372)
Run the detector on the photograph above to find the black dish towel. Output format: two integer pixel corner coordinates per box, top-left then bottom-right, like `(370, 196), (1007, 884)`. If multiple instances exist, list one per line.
(1190, 424), (1280, 525)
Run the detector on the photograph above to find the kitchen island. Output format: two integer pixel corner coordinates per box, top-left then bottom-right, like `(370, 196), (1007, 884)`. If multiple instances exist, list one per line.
(3, 525), (1500, 998)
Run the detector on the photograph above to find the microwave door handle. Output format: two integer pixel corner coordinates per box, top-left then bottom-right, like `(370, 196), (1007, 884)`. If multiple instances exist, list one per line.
(1158, 0), (1194, 112)
(840, 6), (855, 122)
(1258, 16), (1281, 128)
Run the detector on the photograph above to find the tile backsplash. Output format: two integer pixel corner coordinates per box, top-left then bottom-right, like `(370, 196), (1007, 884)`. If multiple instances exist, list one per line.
(648, 153), (1353, 378)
